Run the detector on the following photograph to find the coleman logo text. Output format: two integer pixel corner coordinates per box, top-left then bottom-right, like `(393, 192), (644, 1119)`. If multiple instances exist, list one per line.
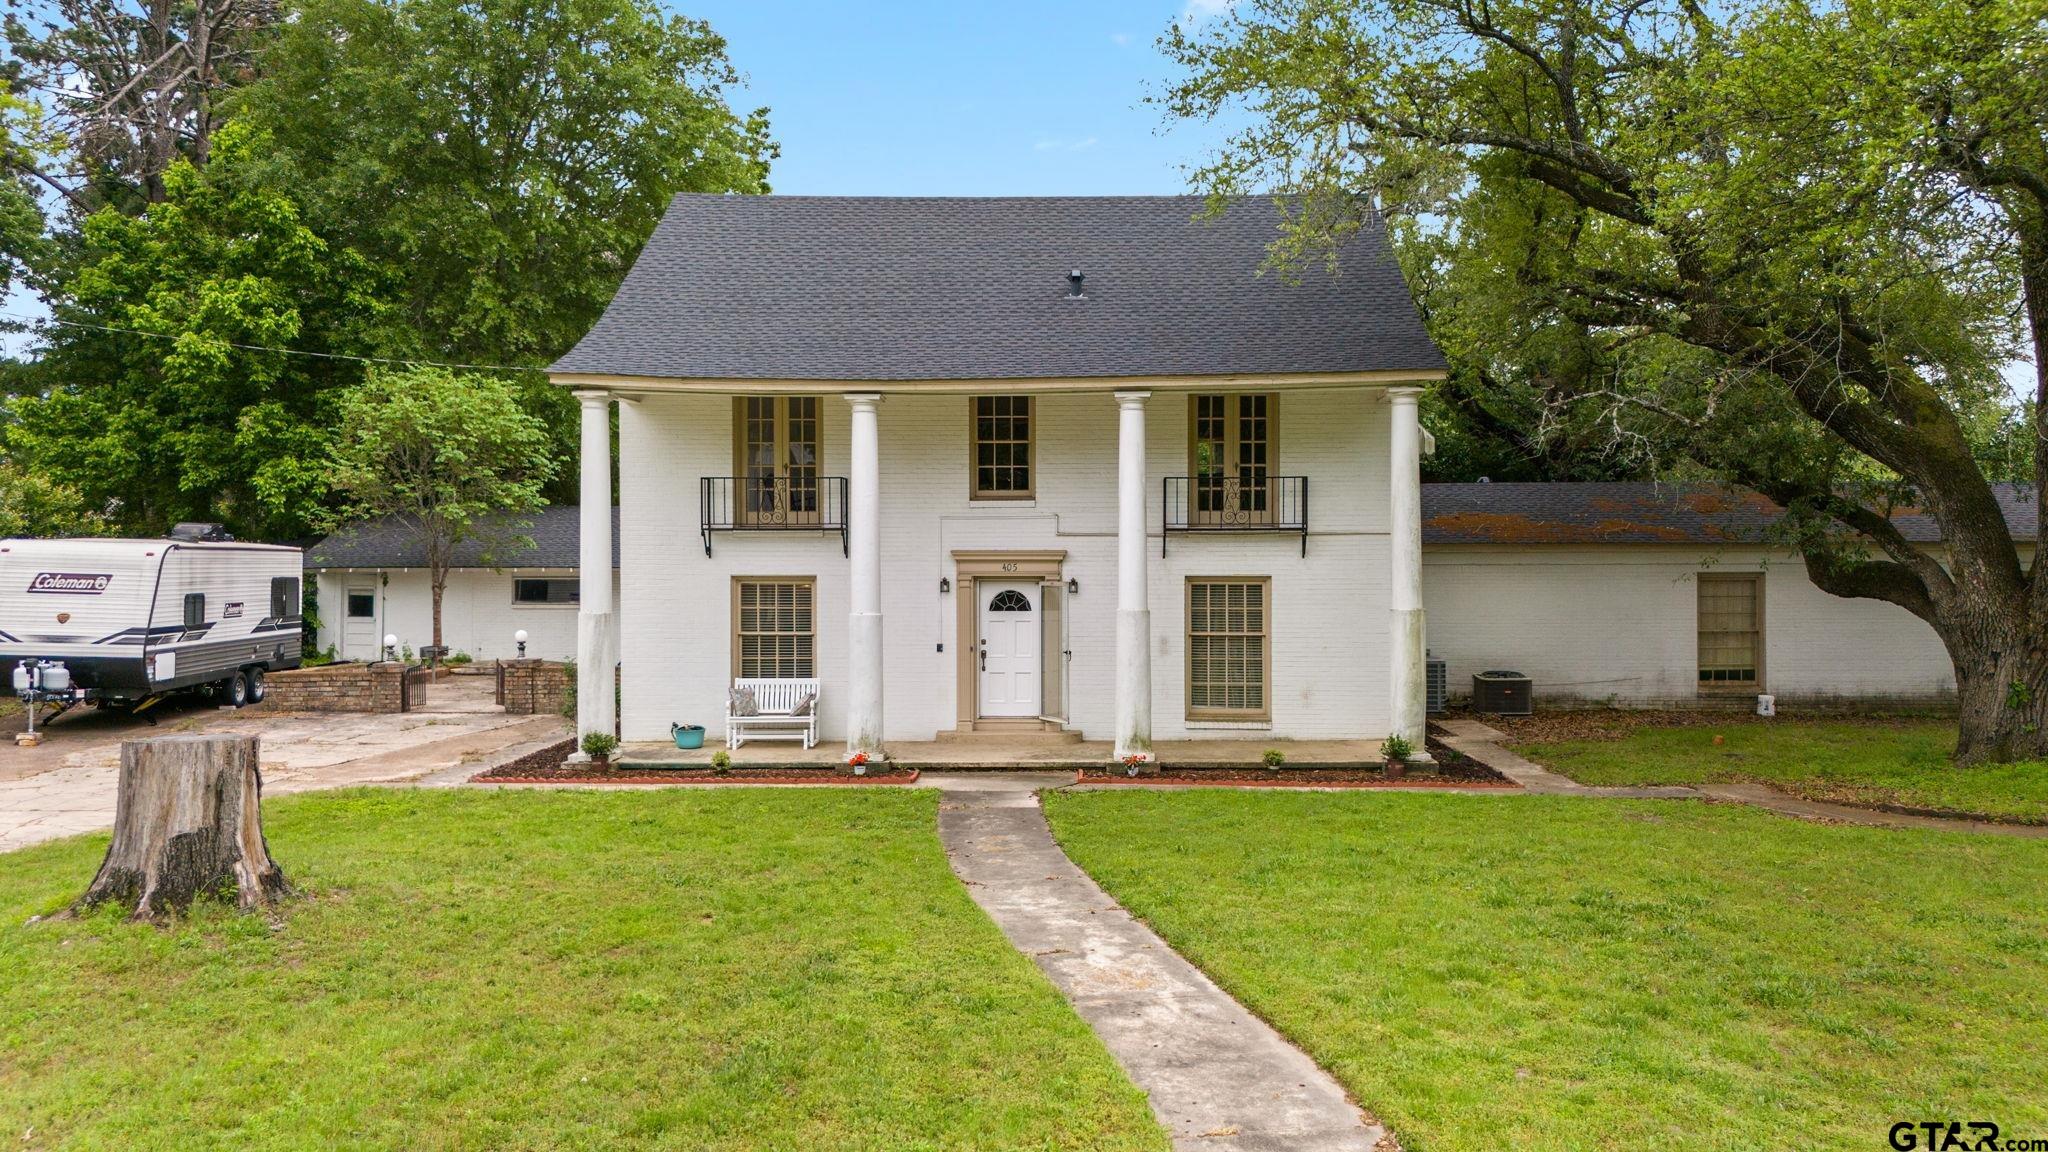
(27, 572), (112, 594)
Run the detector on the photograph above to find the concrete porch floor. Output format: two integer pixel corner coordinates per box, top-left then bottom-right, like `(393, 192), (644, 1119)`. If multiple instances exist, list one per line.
(619, 735), (1389, 770)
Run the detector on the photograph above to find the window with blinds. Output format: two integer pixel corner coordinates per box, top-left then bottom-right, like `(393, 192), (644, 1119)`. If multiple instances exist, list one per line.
(1697, 573), (1763, 690)
(734, 579), (816, 679)
(971, 396), (1033, 498)
(1187, 578), (1271, 719)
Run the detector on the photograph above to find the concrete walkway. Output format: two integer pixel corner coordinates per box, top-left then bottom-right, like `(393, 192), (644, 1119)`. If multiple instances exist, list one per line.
(933, 772), (1387, 1152)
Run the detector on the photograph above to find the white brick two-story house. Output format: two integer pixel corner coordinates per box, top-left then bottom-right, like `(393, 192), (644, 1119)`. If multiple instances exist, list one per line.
(548, 195), (1448, 761)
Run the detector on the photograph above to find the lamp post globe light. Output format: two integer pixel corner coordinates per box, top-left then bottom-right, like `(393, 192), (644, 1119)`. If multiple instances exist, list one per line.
(514, 629), (528, 659)
(383, 634), (397, 662)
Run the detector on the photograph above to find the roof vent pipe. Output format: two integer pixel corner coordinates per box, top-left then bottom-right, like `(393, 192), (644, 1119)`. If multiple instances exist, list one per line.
(1066, 269), (1085, 298)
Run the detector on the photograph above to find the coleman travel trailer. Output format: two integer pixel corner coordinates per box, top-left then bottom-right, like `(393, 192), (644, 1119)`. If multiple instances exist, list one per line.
(0, 524), (302, 719)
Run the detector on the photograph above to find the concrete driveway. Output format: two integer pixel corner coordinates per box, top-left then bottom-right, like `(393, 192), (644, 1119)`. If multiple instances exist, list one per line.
(0, 676), (566, 852)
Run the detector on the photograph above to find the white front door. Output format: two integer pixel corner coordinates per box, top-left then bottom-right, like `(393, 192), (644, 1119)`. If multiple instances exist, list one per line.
(978, 580), (1041, 717)
(342, 584), (380, 660)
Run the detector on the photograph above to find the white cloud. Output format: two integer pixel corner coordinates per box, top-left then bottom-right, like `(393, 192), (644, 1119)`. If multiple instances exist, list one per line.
(1179, 0), (1237, 27)
(1033, 136), (1102, 153)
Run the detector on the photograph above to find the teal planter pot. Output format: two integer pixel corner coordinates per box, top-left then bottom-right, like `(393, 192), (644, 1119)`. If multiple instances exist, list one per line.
(670, 723), (705, 750)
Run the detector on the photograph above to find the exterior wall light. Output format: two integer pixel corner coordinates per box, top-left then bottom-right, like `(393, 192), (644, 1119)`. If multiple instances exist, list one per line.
(939, 577), (951, 594)
(1067, 577), (1079, 595)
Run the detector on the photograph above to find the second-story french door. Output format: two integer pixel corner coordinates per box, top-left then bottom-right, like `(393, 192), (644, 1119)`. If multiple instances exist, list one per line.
(736, 397), (821, 525)
(1191, 394), (1277, 526)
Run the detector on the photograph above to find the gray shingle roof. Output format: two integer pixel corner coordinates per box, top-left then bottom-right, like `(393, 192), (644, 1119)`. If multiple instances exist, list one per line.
(1422, 482), (2038, 545)
(551, 195), (1447, 381)
(306, 506), (617, 570)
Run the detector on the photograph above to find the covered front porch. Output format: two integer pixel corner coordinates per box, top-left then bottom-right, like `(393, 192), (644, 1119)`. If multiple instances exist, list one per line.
(614, 734), (1396, 771)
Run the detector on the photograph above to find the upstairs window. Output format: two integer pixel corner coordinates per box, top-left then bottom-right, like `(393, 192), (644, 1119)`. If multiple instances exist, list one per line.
(971, 396), (1034, 498)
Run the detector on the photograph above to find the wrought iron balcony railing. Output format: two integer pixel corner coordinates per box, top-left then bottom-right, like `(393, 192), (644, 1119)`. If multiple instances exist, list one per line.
(1163, 474), (1309, 556)
(701, 475), (848, 557)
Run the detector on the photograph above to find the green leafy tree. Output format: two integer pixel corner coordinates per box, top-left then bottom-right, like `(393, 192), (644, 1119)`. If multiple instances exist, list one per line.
(1165, 0), (2048, 762)
(327, 366), (556, 651)
(5, 122), (398, 539)
(230, 0), (775, 491)
(0, 456), (100, 536)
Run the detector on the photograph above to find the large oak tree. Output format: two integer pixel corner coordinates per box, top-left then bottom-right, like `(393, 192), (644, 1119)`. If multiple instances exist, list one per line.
(1165, 0), (2048, 761)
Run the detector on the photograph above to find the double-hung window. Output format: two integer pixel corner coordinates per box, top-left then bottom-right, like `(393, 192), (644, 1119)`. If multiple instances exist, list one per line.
(734, 578), (816, 679)
(970, 396), (1034, 498)
(1186, 578), (1271, 720)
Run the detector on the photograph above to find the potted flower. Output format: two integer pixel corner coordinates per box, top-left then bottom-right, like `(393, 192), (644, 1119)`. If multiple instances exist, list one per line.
(1381, 734), (1412, 780)
(1119, 752), (1149, 778)
(846, 750), (870, 777)
(581, 731), (620, 765)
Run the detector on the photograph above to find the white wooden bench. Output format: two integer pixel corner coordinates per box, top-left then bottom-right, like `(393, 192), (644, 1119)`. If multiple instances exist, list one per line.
(726, 677), (821, 749)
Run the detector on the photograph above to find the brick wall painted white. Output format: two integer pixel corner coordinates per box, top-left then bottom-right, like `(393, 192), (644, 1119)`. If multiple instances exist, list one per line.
(1423, 547), (1958, 705)
(617, 389), (1395, 743)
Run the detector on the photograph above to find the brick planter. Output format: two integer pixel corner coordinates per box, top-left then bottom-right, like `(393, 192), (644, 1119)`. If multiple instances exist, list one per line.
(262, 662), (412, 713)
(499, 660), (570, 716)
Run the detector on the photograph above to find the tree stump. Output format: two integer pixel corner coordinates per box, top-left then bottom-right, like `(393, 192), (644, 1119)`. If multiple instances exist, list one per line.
(72, 734), (291, 920)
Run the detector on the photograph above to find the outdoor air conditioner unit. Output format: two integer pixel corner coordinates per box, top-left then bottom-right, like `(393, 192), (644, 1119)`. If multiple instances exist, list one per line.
(1472, 670), (1533, 715)
(1425, 653), (1448, 714)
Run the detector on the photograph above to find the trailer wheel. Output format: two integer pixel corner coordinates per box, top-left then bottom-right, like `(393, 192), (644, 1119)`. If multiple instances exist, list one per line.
(245, 667), (266, 703)
(224, 672), (250, 708)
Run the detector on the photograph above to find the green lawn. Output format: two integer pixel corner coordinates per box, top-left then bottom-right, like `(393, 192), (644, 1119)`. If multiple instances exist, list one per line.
(0, 789), (1165, 1152)
(1523, 719), (2048, 822)
(1046, 790), (2048, 1152)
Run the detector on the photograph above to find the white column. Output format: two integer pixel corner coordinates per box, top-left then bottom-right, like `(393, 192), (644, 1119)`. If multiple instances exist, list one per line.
(1113, 391), (1153, 765)
(845, 393), (885, 757)
(572, 389), (616, 759)
(1387, 386), (1429, 757)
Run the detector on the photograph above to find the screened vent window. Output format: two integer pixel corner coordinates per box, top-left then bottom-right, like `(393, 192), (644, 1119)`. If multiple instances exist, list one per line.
(270, 577), (300, 621)
(1187, 578), (1271, 719)
(183, 593), (206, 631)
(735, 579), (815, 679)
(513, 578), (579, 605)
(971, 396), (1033, 498)
(1698, 573), (1763, 690)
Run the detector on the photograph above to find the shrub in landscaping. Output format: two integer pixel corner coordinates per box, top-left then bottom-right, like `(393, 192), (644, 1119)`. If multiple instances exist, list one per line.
(1262, 748), (1285, 768)
(580, 731), (618, 761)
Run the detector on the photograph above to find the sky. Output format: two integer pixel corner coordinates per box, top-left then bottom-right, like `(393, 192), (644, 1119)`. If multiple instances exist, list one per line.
(679, 0), (1233, 196)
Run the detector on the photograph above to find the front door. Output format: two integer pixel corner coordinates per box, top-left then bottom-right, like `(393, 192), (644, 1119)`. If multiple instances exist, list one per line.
(342, 584), (380, 660)
(978, 581), (1041, 717)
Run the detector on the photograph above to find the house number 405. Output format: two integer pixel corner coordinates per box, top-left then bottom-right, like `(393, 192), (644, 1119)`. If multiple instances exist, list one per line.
(1000, 562), (1018, 572)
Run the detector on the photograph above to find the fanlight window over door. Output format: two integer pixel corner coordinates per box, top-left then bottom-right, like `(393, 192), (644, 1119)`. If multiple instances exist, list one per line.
(988, 589), (1032, 612)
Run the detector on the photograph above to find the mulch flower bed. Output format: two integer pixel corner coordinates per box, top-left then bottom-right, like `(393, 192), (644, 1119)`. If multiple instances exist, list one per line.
(1075, 739), (1510, 788)
(470, 740), (919, 784)
(1462, 706), (1948, 746)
